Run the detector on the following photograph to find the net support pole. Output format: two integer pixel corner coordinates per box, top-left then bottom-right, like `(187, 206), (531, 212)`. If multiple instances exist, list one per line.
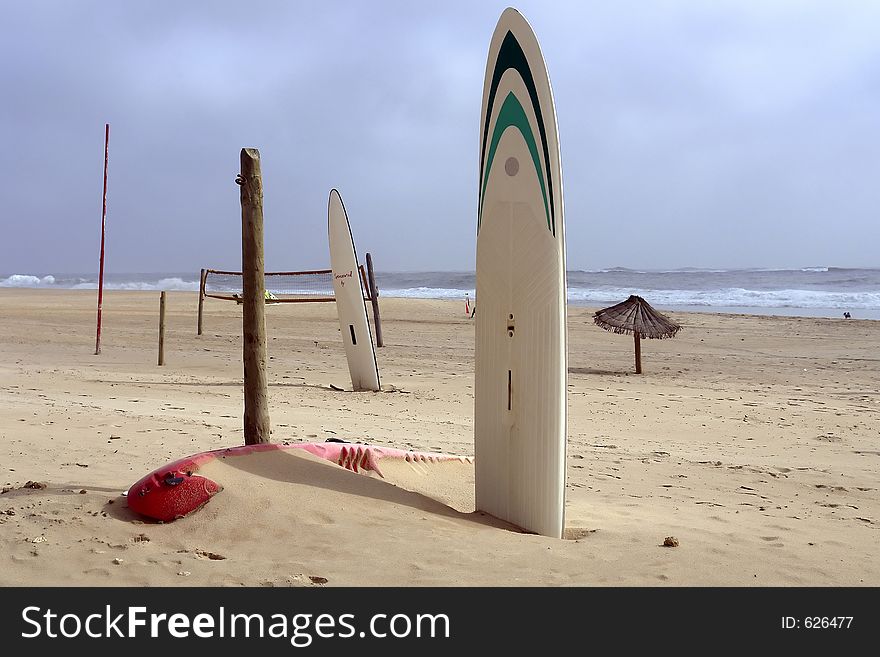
(237, 148), (270, 445)
(634, 332), (642, 374)
(366, 252), (383, 348)
(197, 268), (206, 335)
(158, 291), (166, 366)
(94, 123), (109, 355)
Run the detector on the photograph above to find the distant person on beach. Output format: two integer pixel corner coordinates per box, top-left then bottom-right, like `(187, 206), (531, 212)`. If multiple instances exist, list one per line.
(844, 311), (851, 319)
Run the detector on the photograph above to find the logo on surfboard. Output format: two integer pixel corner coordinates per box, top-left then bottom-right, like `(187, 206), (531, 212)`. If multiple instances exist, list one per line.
(478, 29), (558, 237)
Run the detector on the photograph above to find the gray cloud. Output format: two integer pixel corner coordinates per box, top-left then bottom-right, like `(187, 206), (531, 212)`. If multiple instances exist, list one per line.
(2, 0), (878, 274)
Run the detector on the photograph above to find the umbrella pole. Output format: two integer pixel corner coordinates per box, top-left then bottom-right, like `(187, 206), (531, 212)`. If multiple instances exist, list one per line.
(634, 331), (642, 374)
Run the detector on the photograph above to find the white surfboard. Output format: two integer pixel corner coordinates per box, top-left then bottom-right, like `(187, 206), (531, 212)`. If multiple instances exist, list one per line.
(475, 7), (567, 538)
(328, 189), (381, 392)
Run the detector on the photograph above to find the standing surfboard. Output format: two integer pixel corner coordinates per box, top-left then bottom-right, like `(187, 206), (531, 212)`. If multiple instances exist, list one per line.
(475, 8), (567, 538)
(328, 189), (381, 392)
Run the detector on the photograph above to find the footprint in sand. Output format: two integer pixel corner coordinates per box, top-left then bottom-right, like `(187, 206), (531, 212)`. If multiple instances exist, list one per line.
(178, 549), (227, 561)
(196, 550), (226, 560)
(563, 528), (596, 540)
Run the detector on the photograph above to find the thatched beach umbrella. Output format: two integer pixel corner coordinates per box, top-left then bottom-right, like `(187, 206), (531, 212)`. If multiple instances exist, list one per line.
(593, 295), (681, 374)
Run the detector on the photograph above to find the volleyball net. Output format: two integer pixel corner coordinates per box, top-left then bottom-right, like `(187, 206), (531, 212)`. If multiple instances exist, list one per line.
(196, 264), (383, 346)
(200, 267), (371, 304)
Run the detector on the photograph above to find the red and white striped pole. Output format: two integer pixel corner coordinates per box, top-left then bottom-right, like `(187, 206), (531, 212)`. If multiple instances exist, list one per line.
(95, 123), (109, 355)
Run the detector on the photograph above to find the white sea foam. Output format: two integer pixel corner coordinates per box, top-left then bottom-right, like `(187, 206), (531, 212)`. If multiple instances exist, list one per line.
(71, 277), (200, 292)
(3, 271), (878, 315)
(565, 287), (880, 310)
(383, 287), (475, 299)
(381, 285), (880, 311)
(0, 274), (56, 287)
(751, 266), (831, 273)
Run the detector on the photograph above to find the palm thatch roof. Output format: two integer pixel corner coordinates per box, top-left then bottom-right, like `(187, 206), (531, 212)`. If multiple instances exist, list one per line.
(593, 295), (681, 339)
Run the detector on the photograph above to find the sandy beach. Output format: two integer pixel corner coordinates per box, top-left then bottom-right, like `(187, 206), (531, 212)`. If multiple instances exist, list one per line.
(0, 289), (877, 586)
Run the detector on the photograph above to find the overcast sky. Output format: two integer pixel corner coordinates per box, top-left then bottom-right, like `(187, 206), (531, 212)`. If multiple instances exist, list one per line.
(2, 0), (878, 274)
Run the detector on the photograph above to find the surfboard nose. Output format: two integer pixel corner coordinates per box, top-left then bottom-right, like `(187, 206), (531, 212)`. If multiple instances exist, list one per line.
(127, 469), (222, 522)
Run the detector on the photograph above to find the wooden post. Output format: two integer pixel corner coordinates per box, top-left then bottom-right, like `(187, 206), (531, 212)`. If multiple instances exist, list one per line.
(158, 291), (166, 366)
(366, 252), (383, 348)
(95, 123), (109, 355)
(237, 148), (270, 445)
(197, 268), (206, 336)
(634, 332), (642, 374)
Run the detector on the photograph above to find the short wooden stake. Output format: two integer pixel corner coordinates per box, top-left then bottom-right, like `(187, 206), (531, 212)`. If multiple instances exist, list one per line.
(158, 291), (166, 366)
(237, 148), (270, 445)
(634, 332), (642, 374)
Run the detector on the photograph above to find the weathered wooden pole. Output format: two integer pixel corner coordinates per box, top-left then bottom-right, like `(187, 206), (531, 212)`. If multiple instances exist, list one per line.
(365, 252), (383, 348)
(634, 332), (642, 374)
(158, 291), (166, 366)
(197, 268), (206, 336)
(237, 148), (270, 445)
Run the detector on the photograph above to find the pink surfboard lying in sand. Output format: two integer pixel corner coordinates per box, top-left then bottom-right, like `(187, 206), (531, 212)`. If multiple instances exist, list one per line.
(126, 442), (472, 522)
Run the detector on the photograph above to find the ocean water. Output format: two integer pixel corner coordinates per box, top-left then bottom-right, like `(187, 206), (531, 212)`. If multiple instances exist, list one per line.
(376, 267), (880, 320)
(2, 267), (879, 320)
